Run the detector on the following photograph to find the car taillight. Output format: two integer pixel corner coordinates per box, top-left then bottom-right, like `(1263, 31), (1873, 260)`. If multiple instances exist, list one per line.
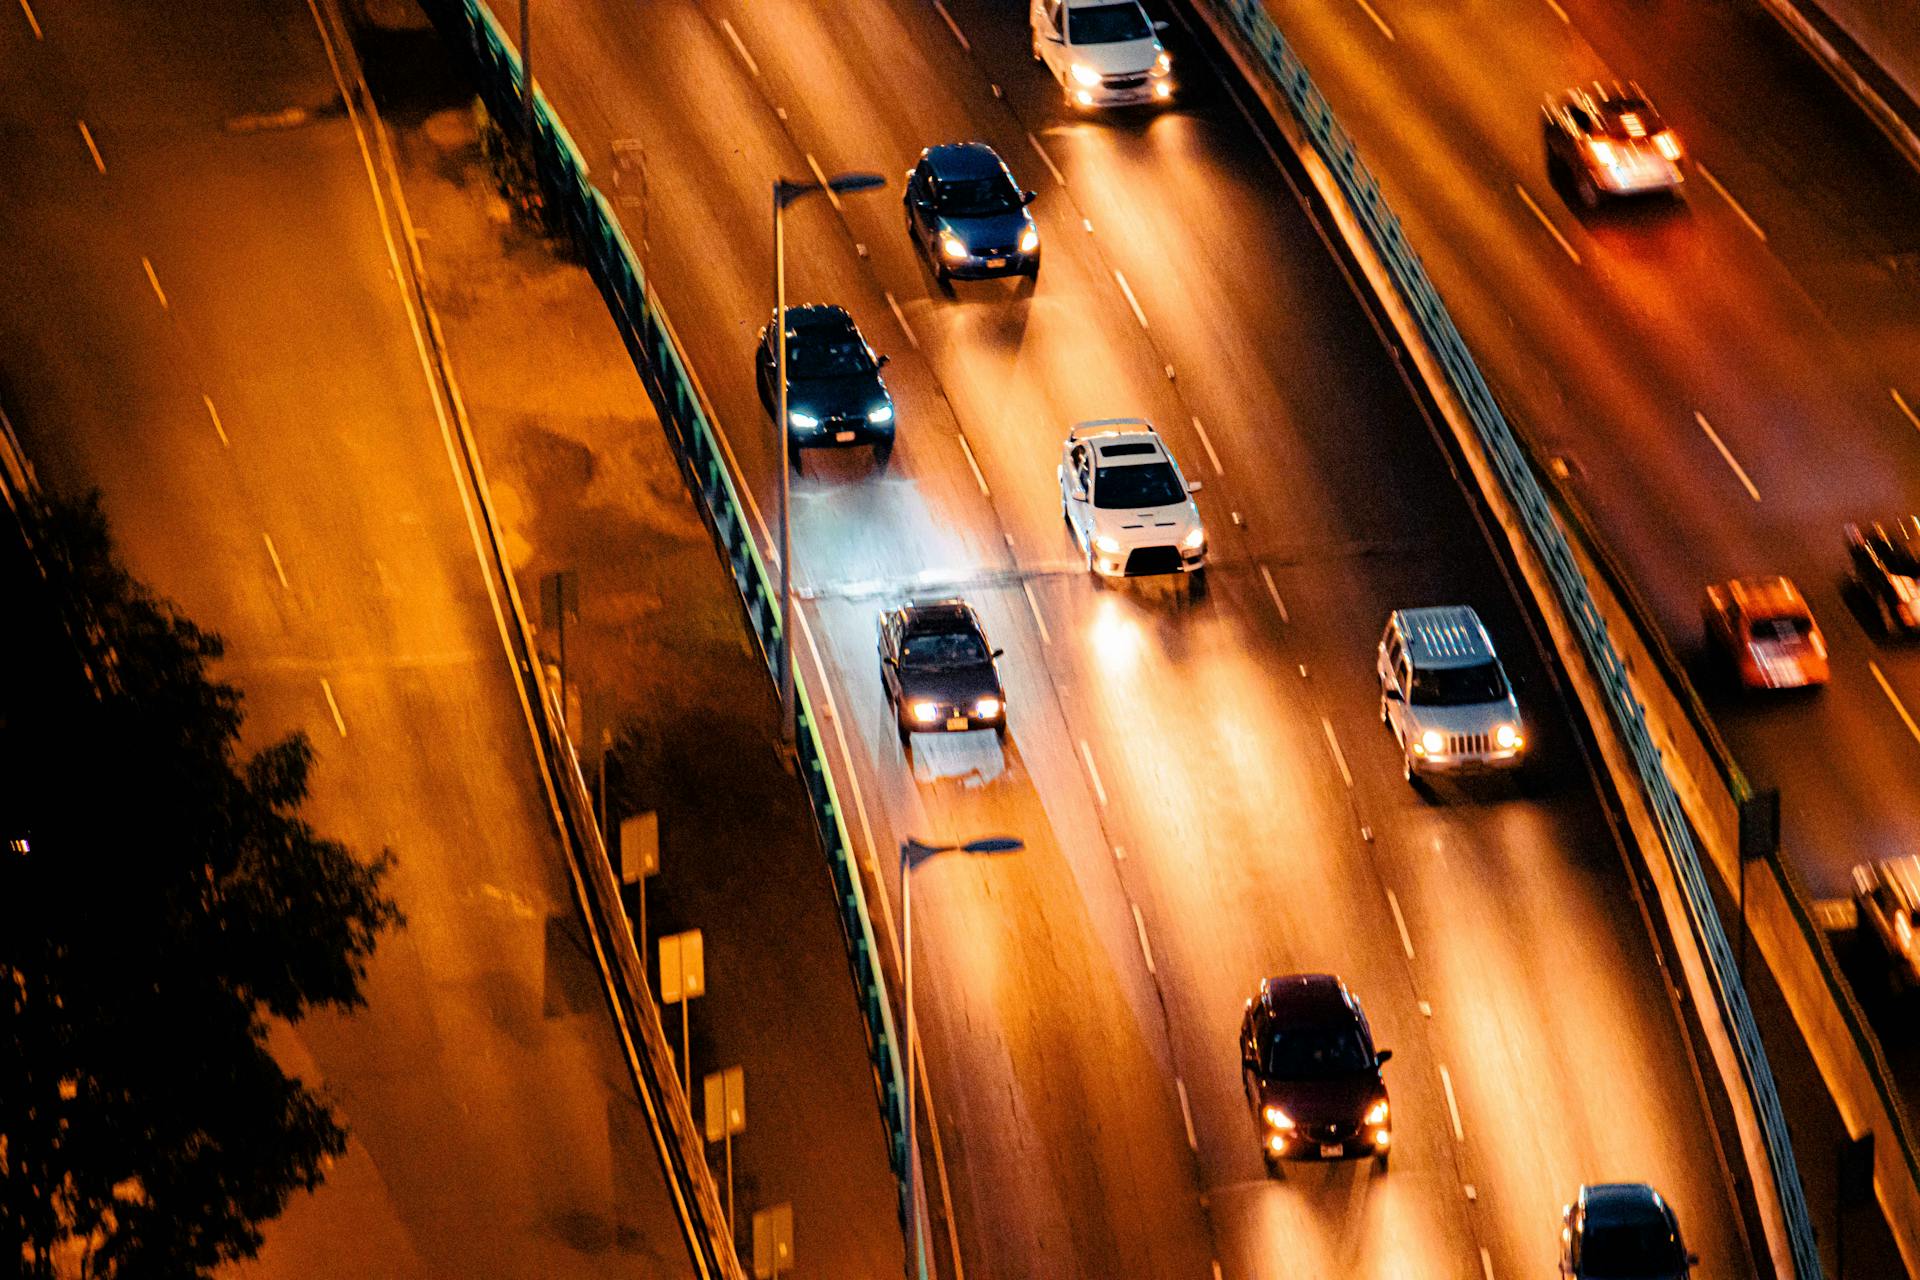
(1654, 130), (1682, 161)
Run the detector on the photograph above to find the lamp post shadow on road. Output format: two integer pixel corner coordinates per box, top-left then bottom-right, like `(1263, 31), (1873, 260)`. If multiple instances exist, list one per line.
(899, 834), (1022, 1280)
(772, 169), (886, 748)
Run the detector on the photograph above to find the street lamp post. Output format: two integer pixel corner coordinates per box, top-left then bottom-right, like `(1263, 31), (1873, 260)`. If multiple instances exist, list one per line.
(772, 170), (885, 745)
(899, 835), (1023, 1280)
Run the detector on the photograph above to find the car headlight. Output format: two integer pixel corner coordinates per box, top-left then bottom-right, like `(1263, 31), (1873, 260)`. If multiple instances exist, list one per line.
(974, 697), (1002, 719)
(1495, 724), (1522, 751)
(909, 701), (940, 724)
(1070, 62), (1102, 87)
(1182, 527), (1206, 550)
(787, 410), (818, 429)
(1588, 138), (1616, 167)
(1093, 534), (1121, 554)
(1018, 226), (1040, 254)
(1364, 1099), (1389, 1126)
(1653, 130), (1682, 161)
(1262, 1105), (1294, 1131)
(1420, 729), (1445, 755)
(940, 233), (969, 260)
(867, 404), (894, 424)
(1152, 51), (1172, 76)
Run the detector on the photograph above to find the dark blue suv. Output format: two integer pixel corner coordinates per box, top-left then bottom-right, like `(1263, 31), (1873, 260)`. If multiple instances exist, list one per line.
(904, 142), (1040, 286)
(754, 305), (895, 467)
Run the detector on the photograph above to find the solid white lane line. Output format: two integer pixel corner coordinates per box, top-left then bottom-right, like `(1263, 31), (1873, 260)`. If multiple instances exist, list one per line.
(1258, 564), (1290, 622)
(1481, 1246), (1496, 1280)
(1541, 0), (1570, 21)
(19, 0), (41, 39)
(1131, 901), (1157, 975)
(1021, 579), (1052, 645)
(1386, 888), (1414, 959)
(1190, 416), (1224, 475)
(1514, 184), (1580, 265)
(1693, 411), (1760, 501)
(1696, 162), (1766, 242)
(1175, 1077), (1198, 1150)
(1351, 0), (1395, 40)
(202, 395), (229, 447)
(1079, 738), (1108, 806)
(1114, 269), (1149, 329)
(718, 18), (760, 76)
(955, 433), (989, 496)
(77, 120), (105, 173)
(1439, 1064), (1464, 1141)
(883, 290), (920, 350)
(141, 257), (169, 309)
(320, 678), (348, 737)
(933, 0), (971, 50)
(1320, 716), (1353, 788)
(805, 153), (843, 211)
(1893, 387), (1920, 432)
(1870, 661), (1920, 746)
(262, 532), (291, 591)
(1027, 131), (1066, 186)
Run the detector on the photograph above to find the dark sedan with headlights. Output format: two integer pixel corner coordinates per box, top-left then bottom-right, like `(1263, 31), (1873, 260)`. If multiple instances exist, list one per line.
(1240, 973), (1392, 1170)
(904, 142), (1039, 285)
(878, 599), (1006, 744)
(1847, 516), (1920, 635)
(755, 304), (894, 466)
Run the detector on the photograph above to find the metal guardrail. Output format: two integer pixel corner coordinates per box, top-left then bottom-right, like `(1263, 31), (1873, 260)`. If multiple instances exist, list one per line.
(1195, 0), (1822, 1273)
(420, 0), (916, 1239)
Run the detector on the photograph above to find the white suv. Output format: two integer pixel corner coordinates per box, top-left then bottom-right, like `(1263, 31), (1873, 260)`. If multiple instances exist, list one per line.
(1058, 419), (1205, 580)
(1378, 606), (1525, 784)
(1030, 0), (1175, 109)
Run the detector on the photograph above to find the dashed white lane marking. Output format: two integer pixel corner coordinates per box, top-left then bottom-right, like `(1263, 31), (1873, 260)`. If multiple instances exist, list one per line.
(1258, 565), (1290, 622)
(1439, 1064), (1465, 1141)
(1893, 387), (1920, 432)
(1870, 661), (1920, 746)
(320, 678), (348, 737)
(1175, 1076), (1198, 1150)
(77, 119), (105, 173)
(1386, 888), (1414, 959)
(1351, 0), (1395, 40)
(933, 0), (970, 49)
(1212, 1262), (1224, 1280)
(1514, 184), (1580, 265)
(883, 290), (920, 350)
(1320, 716), (1353, 788)
(1021, 579), (1052, 645)
(1480, 1246), (1496, 1280)
(1079, 738), (1108, 806)
(141, 257), (169, 309)
(805, 153), (843, 211)
(19, 0), (42, 39)
(1693, 410), (1760, 501)
(718, 18), (760, 76)
(1541, 0), (1570, 21)
(1696, 162), (1766, 242)
(1082, 217), (1094, 234)
(202, 395), (229, 447)
(955, 433), (989, 496)
(1114, 269), (1149, 329)
(262, 532), (290, 591)
(1112, 843), (1127, 861)
(1190, 415), (1224, 475)
(1027, 130), (1066, 186)
(1131, 901), (1157, 975)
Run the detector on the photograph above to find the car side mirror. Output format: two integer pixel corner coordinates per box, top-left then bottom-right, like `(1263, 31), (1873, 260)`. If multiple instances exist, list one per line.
(1375, 1048), (1393, 1065)
(1686, 1254), (1699, 1267)
(1384, 686), (1403, 702)
(1186, 479), (1202, 493)
(877, 353), (890, 368)
(1047, 32), (1063, 43)
(1154, 18), (1169, 29)
(991, 647), (1005, 659)
(1021, 190), (1038, 206)
(1071, 487), (1088, 502)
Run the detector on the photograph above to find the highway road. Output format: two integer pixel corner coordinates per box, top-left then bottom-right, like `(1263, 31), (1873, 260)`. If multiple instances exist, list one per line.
(0, 1), (700, 1275)
(514, 1), (1762, 1276)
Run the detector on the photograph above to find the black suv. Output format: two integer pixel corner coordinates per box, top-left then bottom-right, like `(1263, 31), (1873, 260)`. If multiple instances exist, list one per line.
(903, 142), (1039, 286)
(877, 599), (1006, 743)
(1240, 973), (1392, 1170)
(755, 305), (895, 467)
(1846, 517), (1920, 635)
(1560, 1183), (1697, 1279)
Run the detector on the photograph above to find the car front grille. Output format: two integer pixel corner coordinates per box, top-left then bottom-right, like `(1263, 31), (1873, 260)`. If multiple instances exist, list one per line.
(1102, 73), (1148, 90)
(1125, 546), (1183, 576)
(1448, 732), (1492, 756)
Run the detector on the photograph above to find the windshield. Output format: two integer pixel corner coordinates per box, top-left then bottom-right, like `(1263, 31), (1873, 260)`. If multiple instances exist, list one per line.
(1749, 616), (1812, 642)
(787, 333), (874, 377)
(1094, 462), (1185, 509)
(937, 175), (1021, 218)
(1882, 537), (1920, 577)
(1261, 1027), (1373, 1078)
(1580, 1219), (1683, 1278)
(1068, 2), (1152, 43)
(1409, 661), (1508, 707)
(902, 629), (988, 669)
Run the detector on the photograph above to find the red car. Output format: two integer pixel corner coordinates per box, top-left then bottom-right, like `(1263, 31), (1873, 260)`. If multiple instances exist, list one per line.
(1703, 576), (1828, 689)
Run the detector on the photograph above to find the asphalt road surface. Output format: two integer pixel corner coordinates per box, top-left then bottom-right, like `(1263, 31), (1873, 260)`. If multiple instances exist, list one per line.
(503, 1), (1771, 1276)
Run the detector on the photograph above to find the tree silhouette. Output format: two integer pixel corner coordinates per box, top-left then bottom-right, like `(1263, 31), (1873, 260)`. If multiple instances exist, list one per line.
(0, 493), (403, 1278)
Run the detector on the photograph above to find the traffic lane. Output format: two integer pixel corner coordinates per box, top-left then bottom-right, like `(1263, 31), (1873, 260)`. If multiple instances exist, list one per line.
(803, 585), (1220, 1280)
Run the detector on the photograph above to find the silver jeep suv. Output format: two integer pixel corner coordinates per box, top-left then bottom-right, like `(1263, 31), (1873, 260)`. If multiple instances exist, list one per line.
(1378, 606), (1526, 784)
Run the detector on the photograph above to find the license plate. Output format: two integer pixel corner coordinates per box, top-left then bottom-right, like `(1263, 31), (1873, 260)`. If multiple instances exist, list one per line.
(987, 257), (1007, 268)
(1318, 1143), (1343, 1158)
(834, 430), (856, 443)
(945, 716), (969, 731)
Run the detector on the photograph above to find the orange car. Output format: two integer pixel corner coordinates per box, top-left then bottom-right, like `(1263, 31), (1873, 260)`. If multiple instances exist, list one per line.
(1703, 576), (1828, 689)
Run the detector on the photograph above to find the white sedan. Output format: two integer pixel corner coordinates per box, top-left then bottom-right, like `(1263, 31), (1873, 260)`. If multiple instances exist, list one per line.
(1057, 419), (1206, 580)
